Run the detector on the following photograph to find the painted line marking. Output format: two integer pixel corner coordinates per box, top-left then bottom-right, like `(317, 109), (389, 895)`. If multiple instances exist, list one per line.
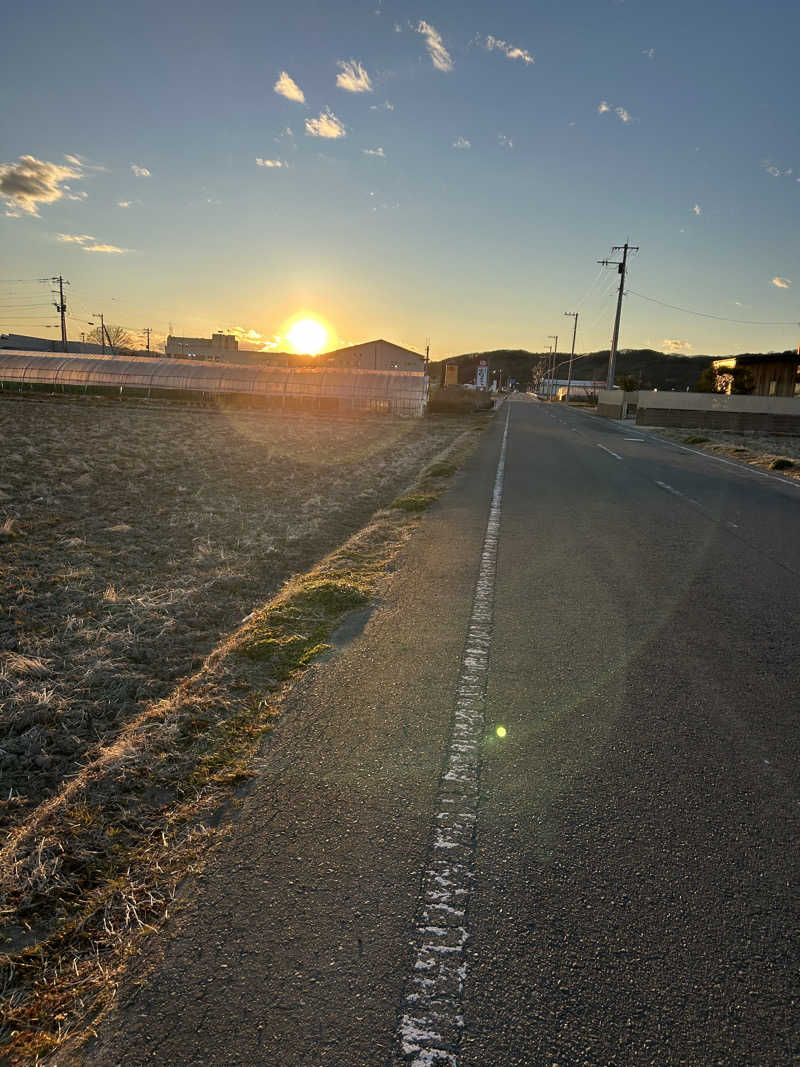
(624, 437), (645, 442)
(654, 480), (701, 506)
(597, 444), (623, 460)
(393, 406), (511, 1066)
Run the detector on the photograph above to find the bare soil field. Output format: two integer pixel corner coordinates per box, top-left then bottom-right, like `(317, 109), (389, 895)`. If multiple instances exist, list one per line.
(0, 396), (473, 830)
(640, 425), (800, 480)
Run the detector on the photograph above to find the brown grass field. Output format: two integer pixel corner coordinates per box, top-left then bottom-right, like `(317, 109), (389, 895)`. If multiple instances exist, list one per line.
(641, 426), (800, 480)
(0, 394), (486, 1060)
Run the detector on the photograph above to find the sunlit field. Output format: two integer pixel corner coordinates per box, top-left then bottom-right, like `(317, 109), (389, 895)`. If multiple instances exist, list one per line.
(0, 396), (471, 831)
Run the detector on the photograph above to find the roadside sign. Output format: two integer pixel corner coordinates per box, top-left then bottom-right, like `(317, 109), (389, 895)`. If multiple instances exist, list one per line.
(476, 359), (489, 390)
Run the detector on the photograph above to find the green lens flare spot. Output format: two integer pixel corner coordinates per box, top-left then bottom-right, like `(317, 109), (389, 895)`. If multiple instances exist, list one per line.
(495, 725), (507, 739)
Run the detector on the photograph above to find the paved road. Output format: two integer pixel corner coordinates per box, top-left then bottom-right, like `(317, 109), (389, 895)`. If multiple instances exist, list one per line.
(84, 396), (799, 1065)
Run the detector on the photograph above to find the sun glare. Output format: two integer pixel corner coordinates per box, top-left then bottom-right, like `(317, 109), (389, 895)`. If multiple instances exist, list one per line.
(286, 317), (328, 355)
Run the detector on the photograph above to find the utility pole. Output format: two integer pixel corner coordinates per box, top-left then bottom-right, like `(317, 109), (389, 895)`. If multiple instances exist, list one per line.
(599, 242), (639, 390)
(94, 312), (106, 354)
(544, 345), (553, 398)
(425, 337), (430, 373)
(547, 334), (558, 400)
(52, 275), (69, 352)
(564, 311), (579, 403)
(143, 327), (151, 354)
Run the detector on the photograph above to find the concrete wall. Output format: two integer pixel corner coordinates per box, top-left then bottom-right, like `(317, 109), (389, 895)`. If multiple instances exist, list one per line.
(635, 391), (800, 434)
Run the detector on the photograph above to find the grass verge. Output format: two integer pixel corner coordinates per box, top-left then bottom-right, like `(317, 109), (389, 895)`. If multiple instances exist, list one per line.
(0, 417), (490, 1064)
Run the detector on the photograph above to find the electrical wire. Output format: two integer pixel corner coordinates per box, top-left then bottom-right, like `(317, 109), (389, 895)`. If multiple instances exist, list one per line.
(625, 289), (800, 326)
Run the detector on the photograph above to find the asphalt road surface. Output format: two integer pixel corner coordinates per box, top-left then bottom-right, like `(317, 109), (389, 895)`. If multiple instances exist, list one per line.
(83, 396), (799, 1066)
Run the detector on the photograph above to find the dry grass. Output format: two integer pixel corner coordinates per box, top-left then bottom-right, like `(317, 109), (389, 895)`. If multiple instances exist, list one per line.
(0, 394), (490, 1062)
(645, 426), (800, 481)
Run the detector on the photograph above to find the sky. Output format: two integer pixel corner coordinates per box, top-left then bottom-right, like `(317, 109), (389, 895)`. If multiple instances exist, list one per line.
(1, 0), (799, 358)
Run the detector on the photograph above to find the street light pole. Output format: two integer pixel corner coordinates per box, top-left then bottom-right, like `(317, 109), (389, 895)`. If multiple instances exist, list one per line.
(563, 312), (579, 404)
(547, 335), (559, 400)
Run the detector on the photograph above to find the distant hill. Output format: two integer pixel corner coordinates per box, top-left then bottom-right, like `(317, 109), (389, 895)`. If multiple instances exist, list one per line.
(428, 348), (767, 392)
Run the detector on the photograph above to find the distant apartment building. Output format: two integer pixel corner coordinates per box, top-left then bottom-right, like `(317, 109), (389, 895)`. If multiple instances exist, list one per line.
(323, 339), (425, 373)
(165, 333), (239, 360)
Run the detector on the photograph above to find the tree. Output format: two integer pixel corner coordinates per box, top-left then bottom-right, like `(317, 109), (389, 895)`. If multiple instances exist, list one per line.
(87, 324), (133, 353)
(616, 374), (638, 392)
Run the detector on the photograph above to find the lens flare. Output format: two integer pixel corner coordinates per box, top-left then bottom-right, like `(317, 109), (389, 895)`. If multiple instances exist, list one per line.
(495, 725), (507, 738)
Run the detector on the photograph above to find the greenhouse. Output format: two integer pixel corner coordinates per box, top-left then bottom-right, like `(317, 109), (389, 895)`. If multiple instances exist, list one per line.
(0, 352), (429, 416)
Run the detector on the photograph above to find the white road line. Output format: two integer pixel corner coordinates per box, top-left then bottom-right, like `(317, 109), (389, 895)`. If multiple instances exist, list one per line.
(597, 444), (623, 460)
(394, 406), (511, 1067)
(654, 480), (701, 506)
(624, 438), (645, 442)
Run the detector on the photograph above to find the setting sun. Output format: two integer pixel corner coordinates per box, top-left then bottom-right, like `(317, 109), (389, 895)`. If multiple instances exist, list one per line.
(285, 317), (328, 356)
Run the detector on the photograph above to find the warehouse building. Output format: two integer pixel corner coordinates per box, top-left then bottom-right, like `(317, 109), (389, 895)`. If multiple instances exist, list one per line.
(322, 339), (425, 372)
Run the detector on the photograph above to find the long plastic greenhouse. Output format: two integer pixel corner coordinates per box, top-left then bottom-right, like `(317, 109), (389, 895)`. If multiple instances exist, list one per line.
(0, 352), (429, 416)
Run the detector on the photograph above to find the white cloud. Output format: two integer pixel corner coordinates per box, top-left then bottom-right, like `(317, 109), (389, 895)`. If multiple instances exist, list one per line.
(337, 60), (373, 93)
(57, 233), (95, 244)
(305, 108), (347, 139)
(485, 35), (534, 64)
(498, 133), (513, 149)
(663, 338), (693, 353)
(274, 71), (305, 103)
(598, 101), (634, 123)
(57, 232), (125, 253)
(131, 164), (150, 177)
(256, 158), (286, 167)
(692, 203), (701, 215)
(117, 200), (133, 208)
(362, 147), (385, 157)
(765, 165), (781, 177)
(370, 100), (395, 111)
(771, 276), (792, 288)
(415, 20), (453, 72)
(452, 137), (471, 149)
(0, 154), (84, 216)
(642, 47), (655, 59)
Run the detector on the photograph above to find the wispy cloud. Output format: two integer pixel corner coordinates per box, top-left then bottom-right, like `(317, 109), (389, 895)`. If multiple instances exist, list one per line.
(57, 232), (126, 253)
(369, 100), (394, 111)
(762, 160), (793, 178)
(415, 20), (453, 72)
(692, 203), (701, 215)
(256, 158), (286, 167)
(771, 276), (792, 288)
(274, 71), (305, 103)
(337, 60), (373, 93)
(130, 164), (150, 177)
(498, 133), (513, 149)
(598, 101), (634, 123)
(663, 338), (693, 353)
(452, 137), (471, 149)
(117, 200), (134, 208)
(58, 233), (95, 244)
(362, 146), (385, 157)
(642, 47), (655, 59)
(485, 35), (534, 64)
(305, 108), (347, 139)
(0, 154), (84, 216)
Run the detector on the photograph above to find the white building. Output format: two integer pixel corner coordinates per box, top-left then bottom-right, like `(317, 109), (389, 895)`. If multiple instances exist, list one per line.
(324, 339), (425, 373)
(165, 333), (239, 360)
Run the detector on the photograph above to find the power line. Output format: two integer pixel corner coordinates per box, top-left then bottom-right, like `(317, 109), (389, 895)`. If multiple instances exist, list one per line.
(625, 289), (800, 326)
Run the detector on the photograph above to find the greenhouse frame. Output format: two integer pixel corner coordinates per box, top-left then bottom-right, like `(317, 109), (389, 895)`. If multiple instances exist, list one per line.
(0, 352), (429, 416)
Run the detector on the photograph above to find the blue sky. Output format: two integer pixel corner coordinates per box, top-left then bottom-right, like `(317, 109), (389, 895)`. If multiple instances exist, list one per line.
(1, 0), (798, 357)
